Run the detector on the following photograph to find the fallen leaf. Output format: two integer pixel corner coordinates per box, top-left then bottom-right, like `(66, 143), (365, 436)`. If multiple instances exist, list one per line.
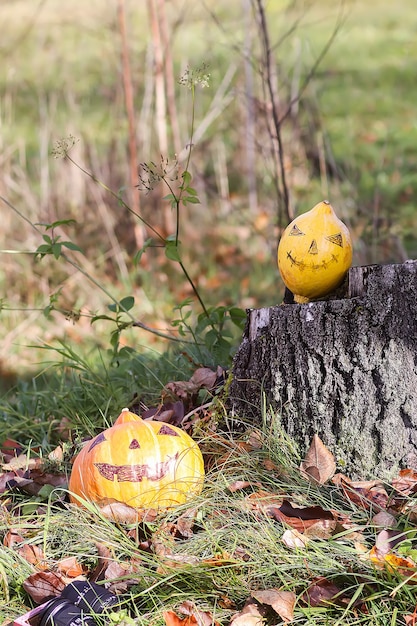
(300, 435), (336, 484)
(404, 603), (417, 625)
(163, 611), (197, 626)
(230, 615), (263, 626)
(251, 588), (296, 622)
(99, 501), (139, 524)
(23, 571), (67, 603)
(282, 528), (308, 549)
(392, 469), (417, 496)
(228, 480), (253, 492)
(230, 601), (265, 625)
(332, 474), (389, 510)
(142, 401), (185, 426)
(4, 530), (47, 569)
(304, 519), (337, 539)
(164, 367), (219, 402)
(2, 454), (42, 472)
(302, 576), (347, 607)
(105, 559), (142, 593)
(176, 601), (220, 626)
(263, 458), (281, 472)
(57, 556), (85, 578)
(48, 446), (64, 462)
(372, 510), (397, 528)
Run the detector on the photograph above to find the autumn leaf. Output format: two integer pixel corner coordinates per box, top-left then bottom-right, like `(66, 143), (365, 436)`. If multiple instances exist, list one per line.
(23, 571), (67, 603)
(251, 588), (296, 622)
(4, 530), (47, 569)
(164, 612), (198, 626)
(228, 480), (255, 492)
(57, 556), (86, 578)
(281, 528), (308, 549)
(163, 602), (219, 626)
(332, 474), (389, 510)
(99, 501), (139, 524)
(302, 576), (348, 608)
(300, 435), (336, 484)
(392, 469), (417, 496)
(230, 601), (265, 626)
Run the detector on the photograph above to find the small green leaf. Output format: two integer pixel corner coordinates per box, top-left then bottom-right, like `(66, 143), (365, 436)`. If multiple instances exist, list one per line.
(35, 244), (52, 256)
(185, 186), (198, 196)
(119, 296), (135, 312)
(51, 242), (62, 259)
(183, 196), (200, 205)
(162, 194), (177, 202)
(181, 171), (192, 187)
(45, 219), (77, 230)
(165, 240), (181, 262)
(229, 307), (246, 329)
(133, 238), (153, 265)
(62, 241), (82, 252)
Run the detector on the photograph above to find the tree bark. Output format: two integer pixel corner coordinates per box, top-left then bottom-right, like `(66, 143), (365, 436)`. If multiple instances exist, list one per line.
(230, 261), (417, 479)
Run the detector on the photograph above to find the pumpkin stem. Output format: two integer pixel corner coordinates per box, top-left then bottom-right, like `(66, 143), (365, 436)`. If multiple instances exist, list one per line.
(114, 408), (143, 425)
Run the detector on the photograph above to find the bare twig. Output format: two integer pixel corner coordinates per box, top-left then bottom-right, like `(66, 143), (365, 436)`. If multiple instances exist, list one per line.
(254, 0), (291, 227)
(117, 0), (144, 248)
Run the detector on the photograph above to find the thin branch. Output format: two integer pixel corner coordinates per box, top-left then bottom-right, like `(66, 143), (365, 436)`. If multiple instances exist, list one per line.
(254, 0), (291, 225)
(117, 0), (143, 247)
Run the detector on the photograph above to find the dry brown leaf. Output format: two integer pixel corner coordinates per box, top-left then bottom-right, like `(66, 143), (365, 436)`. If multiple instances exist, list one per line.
(230, 601), (265, 626)
(230, 615), (264, 626)
(176, 601), (220, 626)
(162, 507), (198, 539)
(4, 530), (47, 569)
(282, 528), (308, 549)
(300, 435), (336, 484)
(333, 474), (389, 510)
(251, 588), (296, 622)
(104, 559), (142, 593)
(89, 542), (113, 582)
(392, 468), (417, 495)
(99, 501), (139, 524)
(22, 571), (67, 603)
(2, 454), (43, 472)
(163, 611), (198, 626)
(372, 510), (397, 528)
(57, 556), (85, 578)
(304, 519), (337, 539)
(228, 480), (253, 492)
(302, 576), (346, 608)
(263, 458), (281, 472)
(48, 446), (64, 462)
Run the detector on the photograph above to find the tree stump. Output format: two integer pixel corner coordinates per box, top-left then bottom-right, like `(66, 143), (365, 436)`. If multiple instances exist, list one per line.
(230, 260), (417, 479)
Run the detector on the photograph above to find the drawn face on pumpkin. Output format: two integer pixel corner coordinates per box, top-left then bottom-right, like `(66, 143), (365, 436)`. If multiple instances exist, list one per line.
(69, 420), (204, 512)
(278, 201), (352, 300)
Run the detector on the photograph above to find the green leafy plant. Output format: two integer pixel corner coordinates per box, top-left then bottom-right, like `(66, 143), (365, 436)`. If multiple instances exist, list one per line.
(30, 66), (245, 366)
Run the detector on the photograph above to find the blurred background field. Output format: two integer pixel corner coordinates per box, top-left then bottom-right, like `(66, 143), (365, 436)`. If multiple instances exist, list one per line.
(0, 0), (417, 378)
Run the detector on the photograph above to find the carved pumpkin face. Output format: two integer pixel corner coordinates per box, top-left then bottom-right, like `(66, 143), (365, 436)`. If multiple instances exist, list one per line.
(69, 409), (204, 513)
(277, 200), (352, 301)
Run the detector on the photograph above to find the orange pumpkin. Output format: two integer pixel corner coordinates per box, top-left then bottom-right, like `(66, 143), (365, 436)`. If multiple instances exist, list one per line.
(69, 409), (204, 513)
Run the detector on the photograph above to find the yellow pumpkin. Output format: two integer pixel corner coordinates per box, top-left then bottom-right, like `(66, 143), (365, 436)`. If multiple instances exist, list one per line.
(69, 409), (205, 514)
(277, 200), (352, 302)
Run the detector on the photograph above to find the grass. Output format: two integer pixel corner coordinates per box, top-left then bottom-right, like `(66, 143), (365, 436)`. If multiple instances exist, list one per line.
(2, 389), (417, 625)
(2, 1), (417, 623)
